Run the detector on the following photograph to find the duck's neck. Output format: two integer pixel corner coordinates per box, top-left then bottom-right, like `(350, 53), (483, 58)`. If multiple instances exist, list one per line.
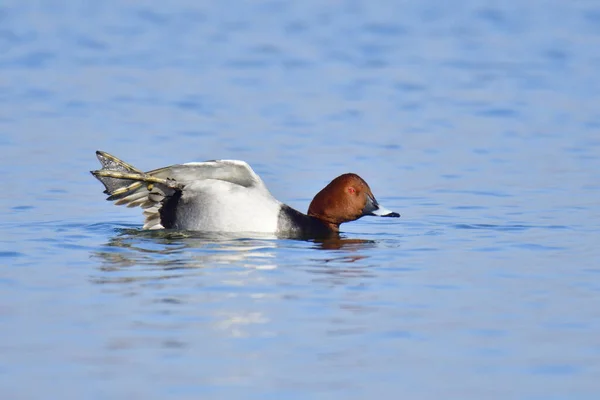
(307, 212), (340, 233)
(279, 204), (339, 238)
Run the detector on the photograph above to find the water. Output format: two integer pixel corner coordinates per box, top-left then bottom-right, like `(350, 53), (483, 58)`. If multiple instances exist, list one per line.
(1, 0), (600, 398)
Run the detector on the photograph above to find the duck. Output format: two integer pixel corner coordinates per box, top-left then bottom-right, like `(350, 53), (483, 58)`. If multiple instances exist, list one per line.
(91, 151), (399, 238)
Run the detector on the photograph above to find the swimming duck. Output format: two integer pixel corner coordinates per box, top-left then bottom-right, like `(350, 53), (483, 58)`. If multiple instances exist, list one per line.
(91, 151), (399, 238)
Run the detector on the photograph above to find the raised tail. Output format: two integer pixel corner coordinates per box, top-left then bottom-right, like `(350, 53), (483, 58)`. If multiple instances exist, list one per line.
(91, 151), (184, 229)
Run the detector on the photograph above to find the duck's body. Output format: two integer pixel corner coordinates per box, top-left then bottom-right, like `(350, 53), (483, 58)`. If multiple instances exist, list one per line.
(91, 151), (399, 238)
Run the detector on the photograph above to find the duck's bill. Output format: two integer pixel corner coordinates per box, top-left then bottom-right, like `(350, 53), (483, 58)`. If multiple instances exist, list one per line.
(363, 195), (400, 218)
(370, 205), (400, 218)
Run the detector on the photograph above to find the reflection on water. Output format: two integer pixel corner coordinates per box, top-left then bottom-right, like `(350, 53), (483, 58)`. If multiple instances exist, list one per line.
(89, 228), (388, 342)
(92, 228), (380, 282)
(314, 237), (376, 252)
(93, 229), (280, 275)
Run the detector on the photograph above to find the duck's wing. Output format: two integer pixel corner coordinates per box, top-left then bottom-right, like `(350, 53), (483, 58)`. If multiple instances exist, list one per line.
(152, 160), (268, 190)
(91, 151), (268, 230)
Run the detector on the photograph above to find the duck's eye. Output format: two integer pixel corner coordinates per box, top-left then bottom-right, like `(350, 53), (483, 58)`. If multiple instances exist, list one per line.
(347, 187), (356, 194)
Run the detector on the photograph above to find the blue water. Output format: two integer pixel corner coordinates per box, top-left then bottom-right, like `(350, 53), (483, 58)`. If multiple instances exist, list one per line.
(1, 0), (600, 398)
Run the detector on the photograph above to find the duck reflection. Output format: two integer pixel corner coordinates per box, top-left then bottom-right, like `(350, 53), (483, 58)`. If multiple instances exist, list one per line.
(313, 237), (375, 251)
(90, 229), (382, 338)
(91, 228), (380, 285)
(93, 229), (281, 274)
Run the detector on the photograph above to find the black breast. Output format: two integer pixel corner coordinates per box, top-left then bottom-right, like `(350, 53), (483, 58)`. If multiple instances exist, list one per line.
(277, 205), (336, 239)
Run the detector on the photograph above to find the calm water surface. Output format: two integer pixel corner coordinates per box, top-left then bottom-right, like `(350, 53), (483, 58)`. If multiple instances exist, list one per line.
(1, 0), (600, 399)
